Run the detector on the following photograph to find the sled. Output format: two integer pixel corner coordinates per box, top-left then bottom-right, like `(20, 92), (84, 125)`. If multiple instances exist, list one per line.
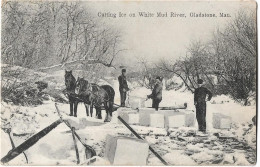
(1, 119), (63, 164)
(148, 103), (187, 110)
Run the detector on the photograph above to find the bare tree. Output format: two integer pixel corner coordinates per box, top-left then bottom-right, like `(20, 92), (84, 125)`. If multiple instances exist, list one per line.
(156, 9), (256, 105)
(208, 10), (256, 105)
(156, 59), (195, 93)
(2, 1), (124, 72)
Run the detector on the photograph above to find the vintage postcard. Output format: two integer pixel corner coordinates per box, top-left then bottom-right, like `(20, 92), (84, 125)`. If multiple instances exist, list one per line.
(0, 0), (257, 166)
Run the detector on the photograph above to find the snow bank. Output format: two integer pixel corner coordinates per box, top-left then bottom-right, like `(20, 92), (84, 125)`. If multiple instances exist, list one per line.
(1, 75), (256, 165)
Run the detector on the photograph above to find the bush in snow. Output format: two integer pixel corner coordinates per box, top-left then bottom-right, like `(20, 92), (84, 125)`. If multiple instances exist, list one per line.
(35, 81), (48, 92)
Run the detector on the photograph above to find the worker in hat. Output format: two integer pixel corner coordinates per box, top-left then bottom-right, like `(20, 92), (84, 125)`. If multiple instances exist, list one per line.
(194, 79), (212, 132)
(147, 76), (163, 111)
(118, 69), (129, 107)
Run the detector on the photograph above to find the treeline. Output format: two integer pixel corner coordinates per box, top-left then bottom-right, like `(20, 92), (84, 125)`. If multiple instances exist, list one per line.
(1, 1), (124, 106)
(1, 1), (123, 75)
(157, 10), (256, 105)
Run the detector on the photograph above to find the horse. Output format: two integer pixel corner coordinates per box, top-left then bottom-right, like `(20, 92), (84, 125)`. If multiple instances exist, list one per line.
(76, 77), (115, 122)
(64, 70), (89, 117)
(64, 70), (77, 117)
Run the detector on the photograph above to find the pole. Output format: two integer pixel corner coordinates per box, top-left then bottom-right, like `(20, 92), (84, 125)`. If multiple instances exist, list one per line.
(1, 119), (62, 164)
(54, 103), (96, 159)
(148, 103), (187, 110)
(117, 116), (169, 165)
(71, 127), (80, 164)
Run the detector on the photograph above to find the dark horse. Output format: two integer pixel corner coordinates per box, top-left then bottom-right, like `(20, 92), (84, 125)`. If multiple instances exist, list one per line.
(64, 70), (78, 116)
(76, 77), (115, 122)
(64, 70), (92, 117)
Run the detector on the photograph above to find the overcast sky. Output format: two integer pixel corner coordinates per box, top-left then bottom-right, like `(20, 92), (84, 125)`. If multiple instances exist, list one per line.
(84, 0), (256, 68)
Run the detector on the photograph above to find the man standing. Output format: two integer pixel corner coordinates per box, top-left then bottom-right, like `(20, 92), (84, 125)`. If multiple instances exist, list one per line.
(147, 76), (163, 111)
(118, 69), (129, 107)
(194, 79), (212, 132)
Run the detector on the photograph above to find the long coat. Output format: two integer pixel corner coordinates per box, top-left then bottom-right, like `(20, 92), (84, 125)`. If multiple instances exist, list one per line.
(148, 82), (163, 100)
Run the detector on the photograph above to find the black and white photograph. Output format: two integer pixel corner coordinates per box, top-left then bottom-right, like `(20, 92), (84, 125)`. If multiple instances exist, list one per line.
(0, 0), (257, 165)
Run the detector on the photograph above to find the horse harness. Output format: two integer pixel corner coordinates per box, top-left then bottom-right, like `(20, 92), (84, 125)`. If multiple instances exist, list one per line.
(64, 83), (111, 108)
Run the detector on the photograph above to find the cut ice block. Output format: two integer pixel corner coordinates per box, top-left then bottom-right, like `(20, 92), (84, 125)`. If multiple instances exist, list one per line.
(129, 99), (139, 109)
(139, 108), (156, 126)
(128, 113), (139, 125)
(129, 98), (145, 109)
(213, 113), (232, 129)
(105, 135), (149, 165)
(220, 118), (231, 129)
(144, 99), (153, 108)
(117, 109), (138, 124)
(150, 114), (164, 128)
(159, 110), (195, 128)
(159, 110), (183, 128)
(168, 115), (186, 128)
(185, 112), (195, 127)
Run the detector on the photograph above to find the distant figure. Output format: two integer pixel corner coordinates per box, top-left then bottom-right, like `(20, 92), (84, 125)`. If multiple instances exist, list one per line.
(194, 79), (212, 132)
(147, 76), (163, 111)
(118, 69), (129, 107)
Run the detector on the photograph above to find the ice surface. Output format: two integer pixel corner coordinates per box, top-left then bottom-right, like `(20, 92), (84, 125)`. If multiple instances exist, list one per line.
(1, 77), (256, 165)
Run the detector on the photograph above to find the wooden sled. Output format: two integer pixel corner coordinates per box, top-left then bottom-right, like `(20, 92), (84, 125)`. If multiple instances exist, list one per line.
(148, 102), (187, 110)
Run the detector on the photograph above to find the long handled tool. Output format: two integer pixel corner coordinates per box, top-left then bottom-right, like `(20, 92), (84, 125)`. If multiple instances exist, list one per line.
(118, 116), (169, 165)
(71, 127), (80, 164)
(1, 119), (62, 164)
(54, 103), (96, 159)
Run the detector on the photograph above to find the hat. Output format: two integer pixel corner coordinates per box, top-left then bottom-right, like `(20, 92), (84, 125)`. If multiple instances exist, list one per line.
(198, 79), (203, 84)
(122, 69), (126, 72)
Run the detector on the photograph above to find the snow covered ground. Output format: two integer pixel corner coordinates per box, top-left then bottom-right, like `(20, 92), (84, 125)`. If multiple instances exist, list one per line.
(1, 77), (256, 165)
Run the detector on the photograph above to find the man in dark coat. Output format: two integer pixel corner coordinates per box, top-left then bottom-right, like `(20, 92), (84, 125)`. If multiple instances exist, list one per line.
(118, 69), (129, 107)
(194, 79), (212, 132)
(147, 76), (163, 111)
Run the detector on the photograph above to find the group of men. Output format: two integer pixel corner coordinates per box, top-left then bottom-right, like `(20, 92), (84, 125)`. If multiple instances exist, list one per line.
(118, 69), (163, 110)
(118, 69), (212, 133)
